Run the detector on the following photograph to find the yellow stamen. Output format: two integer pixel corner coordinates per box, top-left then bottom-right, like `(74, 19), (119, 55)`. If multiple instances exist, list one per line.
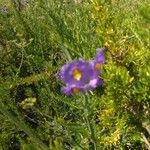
(73, 88), (80, 94)
(95, 63), (102, 70)
(72, 68), (82, 81)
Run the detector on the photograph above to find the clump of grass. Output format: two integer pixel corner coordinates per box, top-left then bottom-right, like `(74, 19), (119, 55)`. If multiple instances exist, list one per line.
(0, 0), (149, 149)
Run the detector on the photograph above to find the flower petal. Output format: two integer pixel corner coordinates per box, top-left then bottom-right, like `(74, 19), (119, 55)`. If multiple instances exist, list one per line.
(61, 86), (72, 96)
(94, 48), (105, 64)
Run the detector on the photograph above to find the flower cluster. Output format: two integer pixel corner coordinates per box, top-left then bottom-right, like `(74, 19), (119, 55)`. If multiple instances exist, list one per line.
(58, 48), (105, 95)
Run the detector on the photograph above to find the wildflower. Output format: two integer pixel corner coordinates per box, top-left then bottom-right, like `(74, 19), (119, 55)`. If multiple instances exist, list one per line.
(58, 58), (103, 95)
(90, 48), (105, 74)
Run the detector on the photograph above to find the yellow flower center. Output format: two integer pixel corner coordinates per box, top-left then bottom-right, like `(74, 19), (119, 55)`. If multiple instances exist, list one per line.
(72, 68), (82, 81)
(95, 63), (102, 70)
(73, 88), (80, 94)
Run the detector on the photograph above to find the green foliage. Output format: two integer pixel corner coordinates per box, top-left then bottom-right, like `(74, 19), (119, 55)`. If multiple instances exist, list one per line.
(0, 0), (150, 149)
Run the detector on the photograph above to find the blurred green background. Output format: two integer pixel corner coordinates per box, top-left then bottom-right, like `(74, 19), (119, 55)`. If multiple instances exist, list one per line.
(0, 0), (150, 149)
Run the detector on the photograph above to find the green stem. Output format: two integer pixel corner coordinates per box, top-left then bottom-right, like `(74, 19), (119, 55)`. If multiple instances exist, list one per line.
(0, 102), (49, 150)
(84, 94), (97, 150)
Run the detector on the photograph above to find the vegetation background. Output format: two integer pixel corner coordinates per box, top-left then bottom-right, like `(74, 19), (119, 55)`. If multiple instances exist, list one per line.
(0, 0), (150, 149)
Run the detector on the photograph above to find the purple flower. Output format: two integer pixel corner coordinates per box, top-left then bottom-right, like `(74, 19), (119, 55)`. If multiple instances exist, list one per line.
(57, 48), (105, 95)
(61, 78), (103, 96)
(90, 48), (105, 75)
(58, 58), (103, 95)
(94, 48), (105, 64)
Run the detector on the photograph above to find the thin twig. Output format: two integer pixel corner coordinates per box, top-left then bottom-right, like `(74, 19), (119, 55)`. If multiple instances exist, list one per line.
(141, 133), (150, 150)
